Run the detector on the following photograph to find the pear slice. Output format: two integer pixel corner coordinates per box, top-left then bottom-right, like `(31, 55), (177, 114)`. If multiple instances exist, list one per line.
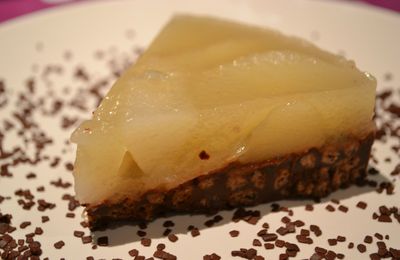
(71, 15), (375, 228)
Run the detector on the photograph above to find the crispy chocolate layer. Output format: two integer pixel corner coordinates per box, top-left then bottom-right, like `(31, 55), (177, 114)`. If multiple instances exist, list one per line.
(86, 134), (374, 230)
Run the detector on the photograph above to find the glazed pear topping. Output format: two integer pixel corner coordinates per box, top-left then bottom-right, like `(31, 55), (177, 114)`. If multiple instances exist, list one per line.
(72, 15), (375, 204)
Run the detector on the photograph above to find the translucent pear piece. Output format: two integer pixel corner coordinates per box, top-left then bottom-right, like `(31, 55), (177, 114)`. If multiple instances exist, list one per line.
(72, 15), (376, 205)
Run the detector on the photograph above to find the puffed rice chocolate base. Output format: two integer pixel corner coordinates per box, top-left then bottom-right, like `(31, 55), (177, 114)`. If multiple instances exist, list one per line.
(86, 133), (374, 230)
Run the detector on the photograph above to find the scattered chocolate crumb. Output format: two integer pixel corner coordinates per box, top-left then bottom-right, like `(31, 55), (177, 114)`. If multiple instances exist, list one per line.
(357, 201), (367, 209)
(275, 240), (285, 248)
(391, 164), (400, 176)
(374, 233), (383, 240)
(253, 239), (262, 247)
(331, 199), (340, 204)
(262, 223), (269, 229)
(328, 238), (337, 246)
(34, 227), (43, 235)
(296, 235), (313, 244)
(163, 228), (172, 237)
(203, 253), (221, 260)
(338, 205), (348, 213)
(137, 230), (147, 237)
(204, 219), (215, 227)
(153, 248), (177, 260)
(163, 220), (174, 228)
(213, 215), (223, 222)
(29, 241), (42, 256)
(54, 240), (65, 249)
(378, 215), (392, 223)
(37, 199), (56, 211)
(386, 103), (400, 117)
(305, 204), (314, 211)
(310, 225), (322, 237)
(364, 235), (373, 244)
(187, 225), (195, 231)
(271, 203), (280, 212)
(191, 228), (200, 237)
(229, 230), (239, 237)
(74, 67), (90, 81)
(390, 248), (400, 258)
(325, 251), (337, 260)
(276, 226), (289, 236)
(325, 204), (335, 212)
(74, 231), (84, 238)
(80, 222), (89, 229)
(50, 178), (71, 189)
(231, 248), (257, 259)
(26, 172), (36, 179)
(138, 222), (147, 230)
(66, 212), (75, 218)
(264, 243), (274, 249)
(19, 221), (31, 229)
(128, 249), (138, 257)
(315, 246), (327, 255)
(357, 243), (367, 253)
(168, 234), (178, 243)
(81, 236), (92, 244)
(141, 238), (151, 247)
(281, 216), (291, 224)
(0, 213), (12, 224)
(157, 243), (165, 251)
(64, 162), (74, 171)
(300, 229), (310, 236)
(261, 233), (278, 242)
(232, 208), (261, 225)
(293, 220), (305, 227)
(97, 236), (108, 246)
(337, 236), (346, 242)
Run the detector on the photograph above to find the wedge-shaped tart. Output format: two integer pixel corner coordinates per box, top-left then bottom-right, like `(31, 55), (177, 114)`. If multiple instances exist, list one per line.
(72, 15), (376, 229)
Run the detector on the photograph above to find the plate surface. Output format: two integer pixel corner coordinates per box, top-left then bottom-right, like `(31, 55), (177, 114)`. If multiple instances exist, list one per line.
(0, 0), (399, 259)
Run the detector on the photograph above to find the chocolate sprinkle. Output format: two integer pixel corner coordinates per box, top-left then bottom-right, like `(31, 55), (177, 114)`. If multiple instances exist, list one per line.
(229, 230), (239, 237)
(203, 253), (221, 260)
(141, 238), (151, 247)
(357, 201), (367, 209)
(167, 234), (178, 243)
(97, 236), (108, 246)
(81, 236), (92, 244)
(53, 240), (65, 249)
(73, 231), (84, 238)
(191, 228), (200, 237)
(128, 249), (138, 257)
(364, 235), (373, 244)
(357, 243), (367, 253)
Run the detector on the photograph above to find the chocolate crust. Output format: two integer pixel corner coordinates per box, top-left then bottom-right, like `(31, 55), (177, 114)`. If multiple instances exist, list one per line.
(86, 134), (374, 230)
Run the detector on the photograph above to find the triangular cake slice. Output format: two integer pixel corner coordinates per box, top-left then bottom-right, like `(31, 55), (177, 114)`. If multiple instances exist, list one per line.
(71, 15), (376, 229)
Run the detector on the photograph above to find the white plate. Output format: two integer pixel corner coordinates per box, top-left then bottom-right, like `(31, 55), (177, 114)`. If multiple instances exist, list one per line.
(0, 0), (399, 259)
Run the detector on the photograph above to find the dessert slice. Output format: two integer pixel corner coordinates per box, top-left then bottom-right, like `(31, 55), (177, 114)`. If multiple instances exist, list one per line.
(71, 15), (376, 229)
